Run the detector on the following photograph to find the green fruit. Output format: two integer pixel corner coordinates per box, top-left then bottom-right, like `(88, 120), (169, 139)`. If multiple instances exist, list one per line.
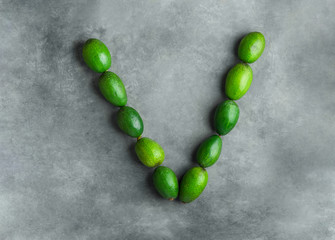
(214, 100), (239, 136)
(117, 106), (143, 138)
(179, 167), (208, 203)
(82, 38), (111, 73)
(225, 63), (253, 100)
(153, 166), (179, 200)
(196, 135), (222, 168)
(238, 32), (265, 63)
(135, 137), (165, 167)
(99, 71), (127, 107)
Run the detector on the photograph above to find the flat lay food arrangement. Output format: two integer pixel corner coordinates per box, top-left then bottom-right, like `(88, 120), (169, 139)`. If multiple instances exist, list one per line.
(82, 32), (265, 203)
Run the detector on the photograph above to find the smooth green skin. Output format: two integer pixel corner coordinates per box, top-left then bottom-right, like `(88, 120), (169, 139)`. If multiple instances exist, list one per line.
(99, 71), (127, 107)
(214, 100), (239, 136)
(82, 38), (111, 73)
(179, 167), (208, 203)
(225, 63), (253, 100)
(153, 166), (179, 200)
(238, 32), (265, 63)
(117, 106), (143, 138)
(196, 135), (222, 168)
(135, 137), (165, 167)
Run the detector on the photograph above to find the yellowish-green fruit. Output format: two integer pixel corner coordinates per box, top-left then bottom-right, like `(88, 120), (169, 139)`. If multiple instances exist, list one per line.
(179, 167), (208, 203)
(225, 63), (253, 100)
(238, 32), (265, 63)
(135, 138), (165, 167)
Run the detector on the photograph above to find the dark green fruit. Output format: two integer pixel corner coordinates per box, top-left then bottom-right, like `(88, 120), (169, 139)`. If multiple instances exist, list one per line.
(117, 106), (143, 138)
(214, 100), (239, 136)
(99, 71), (127, 107)
(238, 32), (265, 63)
(196, 135), (222, 168)
(179, 167), (208, 203)
(153, 166), (178, 200)
(82, 38), (111, 73)
(135, 137), (165, 167)
(225, 63), (253, 100)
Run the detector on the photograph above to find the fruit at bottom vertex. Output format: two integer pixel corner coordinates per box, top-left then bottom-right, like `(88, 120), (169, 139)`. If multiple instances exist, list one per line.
(153, 166), (179, 200)
(179, 167), (208, 203)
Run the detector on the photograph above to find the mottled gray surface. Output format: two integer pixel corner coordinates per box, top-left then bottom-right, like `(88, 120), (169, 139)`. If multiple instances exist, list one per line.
(0, 0), (334, 239)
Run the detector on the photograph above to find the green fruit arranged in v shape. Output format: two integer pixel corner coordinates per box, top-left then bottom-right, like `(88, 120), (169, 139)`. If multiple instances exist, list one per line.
(81, 32), (265, 203)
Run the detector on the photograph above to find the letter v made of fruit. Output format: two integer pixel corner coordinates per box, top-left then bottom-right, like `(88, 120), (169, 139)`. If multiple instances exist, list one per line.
(81, 32), (265, 203)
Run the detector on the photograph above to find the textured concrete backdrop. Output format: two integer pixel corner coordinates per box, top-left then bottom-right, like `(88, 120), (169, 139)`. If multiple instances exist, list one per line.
(0, 0), (335, 239)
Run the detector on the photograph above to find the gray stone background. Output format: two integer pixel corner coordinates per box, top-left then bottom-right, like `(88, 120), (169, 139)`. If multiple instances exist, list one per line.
(0, 0), (334, 239)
